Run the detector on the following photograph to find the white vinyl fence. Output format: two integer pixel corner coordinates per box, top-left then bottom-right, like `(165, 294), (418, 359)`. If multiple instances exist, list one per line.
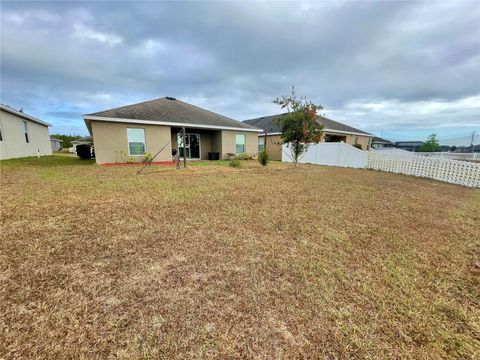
(282, 142), (368, 168)
(415, 152), (480, 161)
(281, 142), (480, 187)
(367, 152), (480, 188)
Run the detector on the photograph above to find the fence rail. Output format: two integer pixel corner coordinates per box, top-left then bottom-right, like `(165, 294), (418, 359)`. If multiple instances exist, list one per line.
(368, 152), (480, 188)
(415, 152), (480, 161)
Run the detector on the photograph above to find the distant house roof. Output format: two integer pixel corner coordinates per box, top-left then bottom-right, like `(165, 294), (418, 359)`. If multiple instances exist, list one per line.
(50, 137), (64, 142)
(84, 97), (261, 132)
(244, 113), (372, 136)
(395, 141), (424, 146)
(0, 104), (51, 127)
(372, 136), (393, 144)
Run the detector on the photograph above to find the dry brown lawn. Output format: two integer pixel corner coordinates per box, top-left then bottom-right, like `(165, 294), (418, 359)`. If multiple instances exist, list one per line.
(1, 156), (479, 359)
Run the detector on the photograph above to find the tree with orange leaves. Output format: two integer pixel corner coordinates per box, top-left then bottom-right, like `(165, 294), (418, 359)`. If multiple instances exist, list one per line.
(273, 86), (324, 165)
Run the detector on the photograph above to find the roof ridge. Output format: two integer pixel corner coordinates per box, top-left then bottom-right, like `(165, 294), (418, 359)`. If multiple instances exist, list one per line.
(83, 97), (260, 130)
(85, 96), (171, 116)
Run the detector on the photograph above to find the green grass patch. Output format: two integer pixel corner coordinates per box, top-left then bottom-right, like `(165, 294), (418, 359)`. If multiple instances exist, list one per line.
(0, 155), (94, 168)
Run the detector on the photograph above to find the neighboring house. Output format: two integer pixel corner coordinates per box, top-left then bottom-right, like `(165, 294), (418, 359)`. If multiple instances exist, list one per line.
(83, 97), (261, 164)
(0, 104), (52, 160)
(394, 141), (424, 152)
(371, 136), (394, 149)
(69, 136), (93, 153)
(50, 137), (64, 152)
(244, 113), (373, 161)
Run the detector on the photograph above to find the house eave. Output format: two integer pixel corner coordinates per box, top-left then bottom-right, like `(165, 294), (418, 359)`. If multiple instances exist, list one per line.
(260, 129), (373, 137)
(322, 128), (373, 137)
(0, 104), (51, 127)
(83, 115), (263, 133)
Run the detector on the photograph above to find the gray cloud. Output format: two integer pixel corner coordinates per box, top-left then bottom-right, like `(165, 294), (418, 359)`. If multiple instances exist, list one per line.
(1, 0), (479, 136)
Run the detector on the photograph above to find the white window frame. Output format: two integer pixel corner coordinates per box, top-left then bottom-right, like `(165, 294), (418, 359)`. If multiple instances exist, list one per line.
(127, 128), (146, 156)
(236, 134), (246, 154)
(258, 137), (265, 152)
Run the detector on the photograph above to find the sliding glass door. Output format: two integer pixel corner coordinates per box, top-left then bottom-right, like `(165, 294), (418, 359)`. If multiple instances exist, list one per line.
(177, 133), (200, 159)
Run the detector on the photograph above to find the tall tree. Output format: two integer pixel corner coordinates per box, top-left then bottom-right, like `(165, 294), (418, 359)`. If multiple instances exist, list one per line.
(419, 133), (440, 152)
(273, 87), (324, 165)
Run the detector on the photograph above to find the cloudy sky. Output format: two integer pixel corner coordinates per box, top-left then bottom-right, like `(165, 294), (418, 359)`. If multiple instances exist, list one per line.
(1, 1), (479, 141)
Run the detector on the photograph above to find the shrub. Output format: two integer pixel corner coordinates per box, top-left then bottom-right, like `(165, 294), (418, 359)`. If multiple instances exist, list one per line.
(229, 159), (241, 168)
(142, 152), (153, 163)
(76, 144), (92, 159)
(258, 150), (269, 166)
(353, 144), (363, 150)
(235, 153), (253, 160)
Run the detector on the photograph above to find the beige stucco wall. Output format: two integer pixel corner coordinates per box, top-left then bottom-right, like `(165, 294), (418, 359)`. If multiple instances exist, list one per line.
(220, 130), (258, 159)
(342, 134), (371, 150)
(211, 131), (222, 157)
(264, 132), (372, 161)
(91, 121), (172, 164)
(91, 121), (260, 163)
(0, 109), (52, 160)
(262, 134), (284, 161)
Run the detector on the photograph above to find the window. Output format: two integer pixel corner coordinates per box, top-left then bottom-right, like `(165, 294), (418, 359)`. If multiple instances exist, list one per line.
(23, 121), (29, 143)
(258, 137), (265, 152)
(353, 136), (358, 145)
(0, 127), (3, 141)
(127, 128), (145, 155)
(236, 134), (246, 154)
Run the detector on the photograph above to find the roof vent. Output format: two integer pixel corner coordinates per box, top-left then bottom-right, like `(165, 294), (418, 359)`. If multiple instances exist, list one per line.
(166, 97), (176, 101)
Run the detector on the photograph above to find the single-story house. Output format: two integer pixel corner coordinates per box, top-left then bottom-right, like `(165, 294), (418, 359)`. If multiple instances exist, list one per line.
(0, 104), (52, 160)
(69, 136), (93, 153)
(50, 137), (64, 152)
(243, 113), (373, 161)
(83, 97), (261, 164)
(371, 136), (394, 149)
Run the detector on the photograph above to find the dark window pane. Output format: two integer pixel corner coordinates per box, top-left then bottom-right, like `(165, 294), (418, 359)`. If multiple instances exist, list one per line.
(129, 142), (145, 155)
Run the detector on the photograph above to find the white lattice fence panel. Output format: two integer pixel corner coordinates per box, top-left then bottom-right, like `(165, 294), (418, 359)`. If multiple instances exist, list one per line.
(368, 152), (480, 187)
(416, 152), (480, 161)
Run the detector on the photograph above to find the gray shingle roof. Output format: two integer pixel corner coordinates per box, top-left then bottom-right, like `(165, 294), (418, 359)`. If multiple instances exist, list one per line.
(86, 97), (258, 130)
(372, 136), (393, 144)
(244, 113), (372, 136)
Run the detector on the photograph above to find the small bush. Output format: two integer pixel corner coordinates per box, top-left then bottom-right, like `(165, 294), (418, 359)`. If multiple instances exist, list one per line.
(76, 144), (92, 159)
(235, 153), (253, 160)
(142, 152), (153, 163)
(258, 150), (269, 166)
(229, 159), (241, 168)
(353, 144), (363, 150)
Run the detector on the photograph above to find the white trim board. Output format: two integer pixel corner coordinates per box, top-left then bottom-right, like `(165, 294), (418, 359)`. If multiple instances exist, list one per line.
(84, 115), (262, 133)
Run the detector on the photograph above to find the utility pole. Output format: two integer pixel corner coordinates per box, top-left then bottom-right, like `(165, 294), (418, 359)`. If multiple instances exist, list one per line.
(470, 130), (475, 153)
